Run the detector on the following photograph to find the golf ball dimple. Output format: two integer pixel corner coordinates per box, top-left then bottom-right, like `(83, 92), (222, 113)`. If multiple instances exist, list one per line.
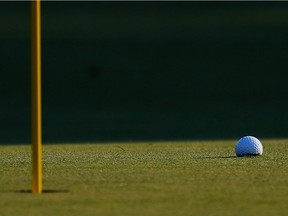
(235, 136), (263, 157)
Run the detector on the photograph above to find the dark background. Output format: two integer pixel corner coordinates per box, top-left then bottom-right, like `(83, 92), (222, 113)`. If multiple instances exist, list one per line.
(1, 1), (288, 143)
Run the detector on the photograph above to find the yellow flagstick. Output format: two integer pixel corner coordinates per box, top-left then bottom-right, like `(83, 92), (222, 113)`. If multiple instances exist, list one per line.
(31, 0), (42, 194)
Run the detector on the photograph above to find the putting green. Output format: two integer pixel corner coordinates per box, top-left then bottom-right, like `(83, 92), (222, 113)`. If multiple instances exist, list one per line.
(0, 140), (287, 216)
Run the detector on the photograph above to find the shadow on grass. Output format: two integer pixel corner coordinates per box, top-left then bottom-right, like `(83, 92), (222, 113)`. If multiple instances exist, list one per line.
(12, 189), (69, 193)
(195, 156), (237, 159)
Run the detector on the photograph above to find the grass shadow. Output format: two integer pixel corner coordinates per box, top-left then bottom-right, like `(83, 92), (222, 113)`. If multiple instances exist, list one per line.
(195, 156), (237, 159)
(196, 155), (263, 159)
(13, 189), (70, 193)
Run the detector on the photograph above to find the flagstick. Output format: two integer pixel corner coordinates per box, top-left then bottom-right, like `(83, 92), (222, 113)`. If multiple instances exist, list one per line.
(31, 0), (42, 194)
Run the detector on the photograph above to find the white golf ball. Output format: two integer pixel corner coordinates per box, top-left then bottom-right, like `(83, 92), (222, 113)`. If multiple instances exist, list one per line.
(235, 136), (263, 157)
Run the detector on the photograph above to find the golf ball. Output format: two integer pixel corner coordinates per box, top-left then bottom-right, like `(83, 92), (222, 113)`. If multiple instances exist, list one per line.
(235, 136), (263, 157)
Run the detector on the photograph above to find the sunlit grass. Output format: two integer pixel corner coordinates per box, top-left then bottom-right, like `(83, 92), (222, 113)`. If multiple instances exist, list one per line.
(0, 140), (287, 216)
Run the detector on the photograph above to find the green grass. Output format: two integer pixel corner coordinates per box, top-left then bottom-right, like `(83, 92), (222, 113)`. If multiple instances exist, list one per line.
(0, 140), (288, 216)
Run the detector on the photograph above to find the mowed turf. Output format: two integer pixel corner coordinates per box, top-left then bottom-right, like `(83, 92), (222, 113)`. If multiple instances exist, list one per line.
(0, 140), (287, 216)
